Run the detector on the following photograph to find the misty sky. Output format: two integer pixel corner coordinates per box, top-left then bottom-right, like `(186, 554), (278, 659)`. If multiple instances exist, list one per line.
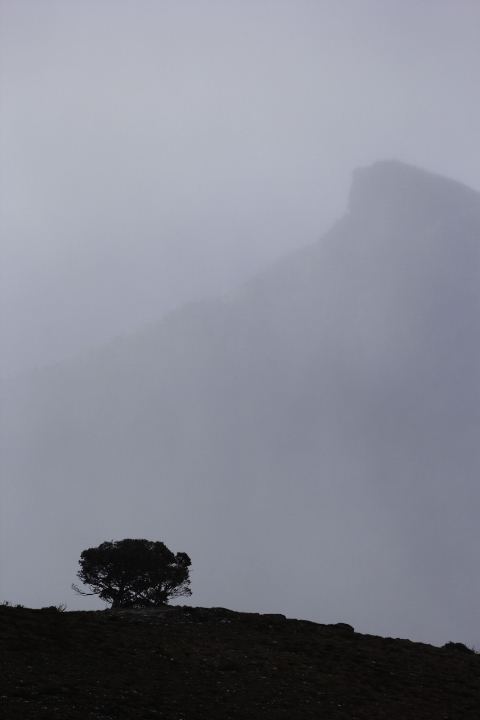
(1, 0), (480, 378)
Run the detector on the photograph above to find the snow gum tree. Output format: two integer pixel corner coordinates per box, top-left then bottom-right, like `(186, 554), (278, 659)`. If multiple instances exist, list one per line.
(72, 539), (192, 608)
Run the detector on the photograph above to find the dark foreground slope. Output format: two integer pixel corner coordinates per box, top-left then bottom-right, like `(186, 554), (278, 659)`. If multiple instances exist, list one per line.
(1, 605), (479, 720)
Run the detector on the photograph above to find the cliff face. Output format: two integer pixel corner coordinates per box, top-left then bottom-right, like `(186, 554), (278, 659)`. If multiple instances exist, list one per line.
(2, 161), (479, 647)
(349, 160), (480, 223)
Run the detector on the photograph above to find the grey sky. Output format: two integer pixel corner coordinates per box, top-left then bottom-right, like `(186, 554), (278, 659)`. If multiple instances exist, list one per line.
(1, 0), (480, 377)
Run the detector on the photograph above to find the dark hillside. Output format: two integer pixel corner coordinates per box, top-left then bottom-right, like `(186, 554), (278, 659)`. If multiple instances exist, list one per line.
(1, 604), (479, 719)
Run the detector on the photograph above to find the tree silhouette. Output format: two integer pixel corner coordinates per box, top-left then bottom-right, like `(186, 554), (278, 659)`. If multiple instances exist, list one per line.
(72, 539), (191, 608)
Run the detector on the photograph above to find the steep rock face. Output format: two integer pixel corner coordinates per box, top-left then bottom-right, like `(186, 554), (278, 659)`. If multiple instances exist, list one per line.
(1, 161), (479, 645)
(349, 160), (480, 224)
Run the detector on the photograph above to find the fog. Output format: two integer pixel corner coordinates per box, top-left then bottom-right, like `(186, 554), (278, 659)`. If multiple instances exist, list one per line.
(2, 0), (479, 376)
(1, 2), (480, 650)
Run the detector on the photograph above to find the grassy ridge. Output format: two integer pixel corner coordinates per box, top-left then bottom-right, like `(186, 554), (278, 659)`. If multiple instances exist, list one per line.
(1, 604), (479, 719)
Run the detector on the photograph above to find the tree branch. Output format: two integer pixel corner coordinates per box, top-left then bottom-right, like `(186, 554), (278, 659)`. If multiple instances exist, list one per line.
(71, 583), (96, 597)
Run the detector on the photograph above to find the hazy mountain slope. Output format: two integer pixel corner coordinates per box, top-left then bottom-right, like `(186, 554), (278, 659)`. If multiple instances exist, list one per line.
(1, 161), (479, 646)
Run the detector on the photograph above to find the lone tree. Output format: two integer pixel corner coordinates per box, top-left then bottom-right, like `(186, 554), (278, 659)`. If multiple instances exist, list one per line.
(72, 539), (192, 608)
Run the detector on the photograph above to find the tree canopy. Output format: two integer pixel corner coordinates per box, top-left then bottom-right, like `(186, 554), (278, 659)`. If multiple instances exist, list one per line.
(72, 539), (191, 608)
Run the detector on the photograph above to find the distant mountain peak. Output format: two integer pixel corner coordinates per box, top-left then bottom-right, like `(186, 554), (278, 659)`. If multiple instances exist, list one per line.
(2, 160), (479, 646)
(348, 159), (480, 223)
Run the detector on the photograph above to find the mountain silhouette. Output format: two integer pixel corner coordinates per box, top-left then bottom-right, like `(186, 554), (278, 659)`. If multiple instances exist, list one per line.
(2, 160), (479, 646)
